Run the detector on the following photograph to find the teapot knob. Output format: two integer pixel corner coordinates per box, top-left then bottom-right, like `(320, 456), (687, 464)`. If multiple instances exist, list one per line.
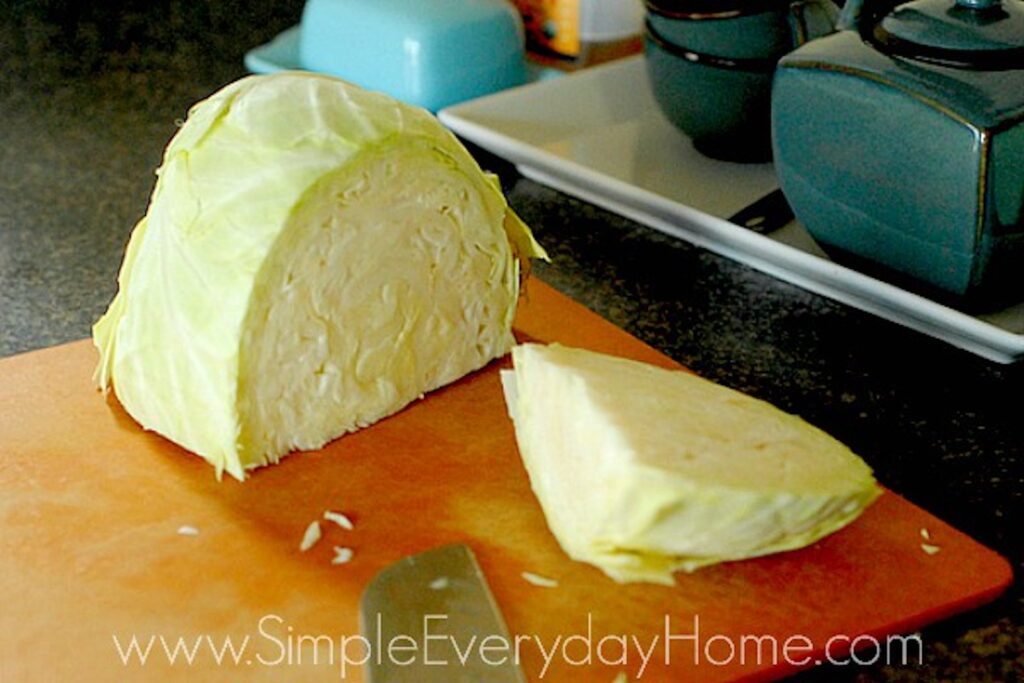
(956, 0), (1000, 8)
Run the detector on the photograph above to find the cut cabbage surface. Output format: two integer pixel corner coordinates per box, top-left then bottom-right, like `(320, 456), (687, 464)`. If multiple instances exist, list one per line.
(93, 72), (546, 480)
(501, 343), (881, 584)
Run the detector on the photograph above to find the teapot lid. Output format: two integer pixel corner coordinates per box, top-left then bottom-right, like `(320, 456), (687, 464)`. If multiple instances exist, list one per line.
(866, 0), (1024, 69)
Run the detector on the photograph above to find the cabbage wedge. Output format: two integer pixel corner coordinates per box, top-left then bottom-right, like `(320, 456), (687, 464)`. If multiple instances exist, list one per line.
(501, 343), (881, 584)
(93, 72), (546, 480)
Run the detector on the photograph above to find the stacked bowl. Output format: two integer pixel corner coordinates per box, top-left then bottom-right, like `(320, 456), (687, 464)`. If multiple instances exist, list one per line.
(644, 0), (838, 162)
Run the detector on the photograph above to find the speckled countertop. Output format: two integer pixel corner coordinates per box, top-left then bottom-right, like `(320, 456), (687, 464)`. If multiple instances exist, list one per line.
(0, 3), (1021, 681)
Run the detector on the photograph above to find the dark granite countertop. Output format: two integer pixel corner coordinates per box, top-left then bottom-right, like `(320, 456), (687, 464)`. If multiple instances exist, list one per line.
(1, 2), (1021, 680)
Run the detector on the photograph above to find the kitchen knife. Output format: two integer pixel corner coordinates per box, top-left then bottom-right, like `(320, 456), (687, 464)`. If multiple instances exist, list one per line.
(359, 544), (526, 683)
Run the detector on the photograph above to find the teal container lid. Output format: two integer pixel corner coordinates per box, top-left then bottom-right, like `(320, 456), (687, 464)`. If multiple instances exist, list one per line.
(297, 0), (527, 111)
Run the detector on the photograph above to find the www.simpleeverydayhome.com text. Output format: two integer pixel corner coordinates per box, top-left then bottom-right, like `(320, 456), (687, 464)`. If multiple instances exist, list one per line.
(112, 613), (924, 678)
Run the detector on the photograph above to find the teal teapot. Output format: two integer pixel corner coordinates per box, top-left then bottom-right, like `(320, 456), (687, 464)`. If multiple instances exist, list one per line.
(772, 0), (1024, 307)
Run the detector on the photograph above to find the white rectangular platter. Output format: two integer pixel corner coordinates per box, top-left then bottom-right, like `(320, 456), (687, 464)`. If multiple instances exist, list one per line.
(439, 56), (1024, 364)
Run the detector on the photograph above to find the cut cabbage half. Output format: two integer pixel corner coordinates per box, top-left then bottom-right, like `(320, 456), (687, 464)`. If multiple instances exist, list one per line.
(501, 343), (881, 584)
(93, 72), (546, 480)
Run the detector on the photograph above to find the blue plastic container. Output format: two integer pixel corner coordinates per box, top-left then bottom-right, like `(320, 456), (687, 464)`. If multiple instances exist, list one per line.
(298, 0), (527, 111)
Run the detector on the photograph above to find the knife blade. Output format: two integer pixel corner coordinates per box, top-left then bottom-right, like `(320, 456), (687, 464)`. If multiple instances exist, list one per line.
(359, 544), (526, 683)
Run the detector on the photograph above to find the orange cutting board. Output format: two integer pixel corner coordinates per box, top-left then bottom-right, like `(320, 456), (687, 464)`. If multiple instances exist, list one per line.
(0, 280), (1012, 682)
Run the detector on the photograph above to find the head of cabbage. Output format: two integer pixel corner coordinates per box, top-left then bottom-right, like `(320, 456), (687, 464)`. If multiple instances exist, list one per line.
(93, 72), (546, 480)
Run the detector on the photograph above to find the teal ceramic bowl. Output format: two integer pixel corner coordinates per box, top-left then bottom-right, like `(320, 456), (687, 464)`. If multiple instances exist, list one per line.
(772, 0), (1024, 306)
(646, 0), (816, 59)
(298, 0), (527, 111)
(643, 0), (838, 162)
(645, 24), (776, 162)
